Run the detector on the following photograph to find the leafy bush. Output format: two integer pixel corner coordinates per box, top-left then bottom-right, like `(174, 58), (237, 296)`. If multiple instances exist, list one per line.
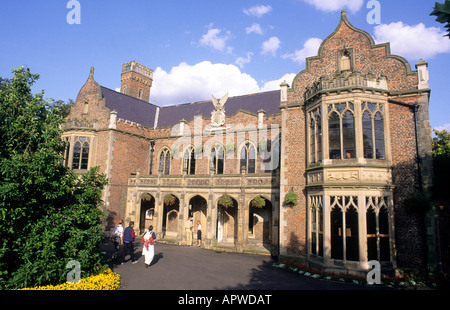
(0, 67), (107, 289)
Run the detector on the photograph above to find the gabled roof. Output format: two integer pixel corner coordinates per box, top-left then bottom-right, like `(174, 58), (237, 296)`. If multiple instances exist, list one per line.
(101, 86), (281, 129)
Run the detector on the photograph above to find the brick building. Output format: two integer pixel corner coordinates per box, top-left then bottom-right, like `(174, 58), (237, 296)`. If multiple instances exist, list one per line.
(63, 11), (436, 274)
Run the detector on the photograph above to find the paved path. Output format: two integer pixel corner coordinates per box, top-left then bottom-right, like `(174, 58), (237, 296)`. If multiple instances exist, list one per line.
(103, 242), (390, 291)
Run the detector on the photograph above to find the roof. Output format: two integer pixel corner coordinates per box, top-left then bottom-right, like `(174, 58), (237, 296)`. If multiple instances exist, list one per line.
(100, 86), (281, 128)
(101, 86), (159, 128)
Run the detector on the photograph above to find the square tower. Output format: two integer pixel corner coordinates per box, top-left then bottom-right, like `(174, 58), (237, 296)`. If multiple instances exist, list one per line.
(120, 61), (153, 102)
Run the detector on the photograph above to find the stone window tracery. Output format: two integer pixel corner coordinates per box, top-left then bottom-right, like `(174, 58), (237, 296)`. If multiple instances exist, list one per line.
(327, 102), (355, 159)
(159, 147), (171, 175)
(240, 141), (256, 174)
(183, 146), (196, 175)
(72, 136), (90, 170)
(362, 102), (385, 159)
(210, 144), (224, 175)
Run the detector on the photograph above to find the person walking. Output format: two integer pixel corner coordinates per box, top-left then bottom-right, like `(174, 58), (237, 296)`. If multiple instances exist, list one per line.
(196, 220), (202, 247)
(185, 216), (193, 246)
(141, 225), (156, 268)
(121, 221), (138, 264)
(111, 220), (124, 262)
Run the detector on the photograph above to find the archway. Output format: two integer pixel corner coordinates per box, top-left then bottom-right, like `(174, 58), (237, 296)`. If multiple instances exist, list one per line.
(248, 196), (272, 249)
(162, 194), (180, 238)
(140, 193), (155, 234)
(188, 195), (208, 243)
(216, 195), (238, 244)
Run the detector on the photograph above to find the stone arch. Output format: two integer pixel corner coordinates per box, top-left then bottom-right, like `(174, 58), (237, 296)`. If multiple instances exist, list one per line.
(216, 194), (238, 244)
(162, 193), (180, 238)
(139, 193), (155, 234)
(248, 196), (273, 248)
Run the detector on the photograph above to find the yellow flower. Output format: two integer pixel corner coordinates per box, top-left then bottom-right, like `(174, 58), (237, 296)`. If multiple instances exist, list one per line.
(17, 268), (120, 290)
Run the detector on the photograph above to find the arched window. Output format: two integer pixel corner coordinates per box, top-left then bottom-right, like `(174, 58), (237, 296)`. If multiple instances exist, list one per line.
(72, 137), (90, 170)
(330, 196), (359, 261)
(328, 111), (341, 159)
(362, 102), (385, 159)
(240, 142), (256, 174)
(345, 204), (359, 261)
(159, 147), (171, 175)
(327, 103), (355, 159)
(184, 146), (196, 175)
(309, 195), (323, 257)
(211, 144), (224, 174)
(308, 108), (322, 163)
(366, 196), (391, 262)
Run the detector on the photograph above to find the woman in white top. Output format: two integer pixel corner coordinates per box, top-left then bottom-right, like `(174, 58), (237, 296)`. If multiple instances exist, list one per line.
(141, 225), (156, 268)
(196, 220), (202, 247)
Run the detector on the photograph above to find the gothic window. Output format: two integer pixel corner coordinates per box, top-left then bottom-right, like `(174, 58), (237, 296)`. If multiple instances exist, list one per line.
(308, 108), (322, 163)
(72, 137), (90, 170)
(211, 144), (224, 174)
(240, 141), (256, 174)
(138, 88), (143, 99)
(362, 102), (385, 159)
(330, 196), (359, 261)
(345, 204), (359, 261)
(159, 147), (171, 175)
(328, 102), (355, 159)
(309, 195), (323, 257)
(366, 196), (390, 261)
(183, 146), (196, 175)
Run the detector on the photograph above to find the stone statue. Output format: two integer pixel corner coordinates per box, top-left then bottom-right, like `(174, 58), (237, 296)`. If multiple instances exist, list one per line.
(210, 93), (228, 127)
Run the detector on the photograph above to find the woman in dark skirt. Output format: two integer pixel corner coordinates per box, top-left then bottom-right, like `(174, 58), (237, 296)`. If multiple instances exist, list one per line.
(196, 220), (202, 247)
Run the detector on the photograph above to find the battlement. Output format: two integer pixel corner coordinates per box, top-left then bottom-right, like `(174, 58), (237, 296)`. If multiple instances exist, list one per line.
(122, 61), (154, 79)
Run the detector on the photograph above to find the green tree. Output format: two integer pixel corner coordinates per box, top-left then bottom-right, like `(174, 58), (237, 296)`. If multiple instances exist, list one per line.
(0, 67), (107, 289)
(432, 129), (450, 200)
(430, 0), (450, 38)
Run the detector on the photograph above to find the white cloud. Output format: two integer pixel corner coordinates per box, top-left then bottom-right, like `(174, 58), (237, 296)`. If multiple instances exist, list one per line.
(373, 22), (450, 60)
(151, 61), (260, 106)
(282, 37), (323, 64)
(246, 23), (263, 35)
(261, 36), (281, 56)
(301, 0), (364, 14)
(261, 73), (297, 91)
(235, 52), (253, 68)
(149, 61), (295, 107)
(243, 5), (272, 18)
(199, 27), (232, 53)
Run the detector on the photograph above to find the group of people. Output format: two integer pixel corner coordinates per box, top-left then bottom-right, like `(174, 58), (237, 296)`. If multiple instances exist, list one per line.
(111, 217), (203, 268)
(112, 220), (156, 268)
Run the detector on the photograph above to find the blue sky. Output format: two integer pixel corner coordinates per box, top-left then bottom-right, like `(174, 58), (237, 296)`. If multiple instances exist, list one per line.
(1, 0), (449, 131)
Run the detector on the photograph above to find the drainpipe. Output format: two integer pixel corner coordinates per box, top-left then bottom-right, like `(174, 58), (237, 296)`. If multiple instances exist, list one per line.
(149, 140), (155, 175)
(388, 99), (422, 191)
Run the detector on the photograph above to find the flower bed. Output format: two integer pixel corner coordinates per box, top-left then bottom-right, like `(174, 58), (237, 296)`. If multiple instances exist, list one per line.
(18, 268), (120, 290)
(272, 261), (439, 288)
